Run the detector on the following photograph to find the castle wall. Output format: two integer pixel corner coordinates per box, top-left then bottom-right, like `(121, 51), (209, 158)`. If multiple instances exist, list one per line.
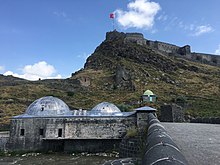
(190, 53), (220, 66)
(154, 41), (180, 54)
(8, 116), (136, 151)
(124, 33), (146, 45)
(178, 45), (191, 55)
(122, 31), (220, 67)
(107, 31), (220, 67)
(123, 32), (183, 54)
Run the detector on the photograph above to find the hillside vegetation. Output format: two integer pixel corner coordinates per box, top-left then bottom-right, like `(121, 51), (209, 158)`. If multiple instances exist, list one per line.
(0, 31), (220, 127)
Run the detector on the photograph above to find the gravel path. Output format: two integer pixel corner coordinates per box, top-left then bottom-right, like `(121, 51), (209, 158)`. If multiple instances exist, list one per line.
(162, 122), (220, 165)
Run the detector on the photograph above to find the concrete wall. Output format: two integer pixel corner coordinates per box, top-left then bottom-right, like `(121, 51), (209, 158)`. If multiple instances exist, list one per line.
(7, 116), (136, 152)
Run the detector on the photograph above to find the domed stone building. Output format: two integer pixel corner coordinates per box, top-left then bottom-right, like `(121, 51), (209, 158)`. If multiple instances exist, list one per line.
(7, 96), (139, 152)
(25, 96), (71, 116)
(89, 102), (122, 116)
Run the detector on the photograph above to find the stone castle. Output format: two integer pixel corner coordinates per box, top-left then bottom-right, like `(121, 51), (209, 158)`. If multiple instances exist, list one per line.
(106, 31), (220, 67)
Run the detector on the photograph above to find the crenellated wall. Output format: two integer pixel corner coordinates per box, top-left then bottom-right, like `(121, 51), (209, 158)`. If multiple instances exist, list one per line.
(124, 33), (146, 45)
(106, 31), (220, 67)
(189, 53), (220, 66)
(122, 32), (191, 56)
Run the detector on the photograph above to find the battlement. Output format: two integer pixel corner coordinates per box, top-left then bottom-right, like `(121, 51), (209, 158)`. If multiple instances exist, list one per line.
(124, 33), (146, 45)
(106, 31), (220, 67)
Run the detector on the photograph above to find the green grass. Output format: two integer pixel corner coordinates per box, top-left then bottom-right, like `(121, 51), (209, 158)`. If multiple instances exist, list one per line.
(0, 36), (220, 127)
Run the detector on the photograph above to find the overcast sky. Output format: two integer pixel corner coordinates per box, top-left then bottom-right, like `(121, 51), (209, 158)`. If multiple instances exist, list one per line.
(1, 0), (220, 80)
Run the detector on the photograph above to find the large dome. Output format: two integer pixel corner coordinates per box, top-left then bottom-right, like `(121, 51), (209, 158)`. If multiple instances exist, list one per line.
(90, 102), (121, 115)
(25, 96), (71, 116)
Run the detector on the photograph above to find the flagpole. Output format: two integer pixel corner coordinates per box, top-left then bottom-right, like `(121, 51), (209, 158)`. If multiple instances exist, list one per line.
(113, 17), (115, 31)
(110, 13), (115, 31)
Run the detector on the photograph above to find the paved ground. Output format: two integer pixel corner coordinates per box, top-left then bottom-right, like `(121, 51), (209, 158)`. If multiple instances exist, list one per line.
(162, 122), (220, 165)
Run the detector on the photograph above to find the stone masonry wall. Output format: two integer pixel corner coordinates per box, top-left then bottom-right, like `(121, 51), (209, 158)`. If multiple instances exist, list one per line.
(190, 53), (220, 66)
(160, 104), (184, 122)
(0, 131), (9, 151)
(108, 31), (220, 67)
(8, 116), (136, 151)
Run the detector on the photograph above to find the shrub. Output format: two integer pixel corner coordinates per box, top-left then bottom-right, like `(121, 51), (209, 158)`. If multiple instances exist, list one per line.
(67, 91), (74, 97)
(126, 127), (138, 138)
(117, 104), (133, 112)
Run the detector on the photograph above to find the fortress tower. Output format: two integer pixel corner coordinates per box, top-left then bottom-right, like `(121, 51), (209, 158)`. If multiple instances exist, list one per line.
(106, 31), (220, 67)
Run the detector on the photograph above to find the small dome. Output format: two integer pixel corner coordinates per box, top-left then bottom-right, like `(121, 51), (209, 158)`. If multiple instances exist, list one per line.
(25, 96), (70, 116)
(90, 102), (121, 115)
(143, 90), (154, 96)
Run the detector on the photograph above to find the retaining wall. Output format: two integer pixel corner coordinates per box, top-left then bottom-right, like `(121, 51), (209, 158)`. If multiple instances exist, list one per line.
(190, 117), (220, 124)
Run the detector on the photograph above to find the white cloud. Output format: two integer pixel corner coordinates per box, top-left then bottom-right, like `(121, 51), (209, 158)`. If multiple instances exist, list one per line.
(156, 13), (214, 37)
(3, 61), (62, 81)
(53, 11), (72, 22)
(192, 25), (214, 36)
(215, 44), (220, 55)
(115, 0), (161, 30)
(157, 14), (168, 21)
(53, 11), (67, 18)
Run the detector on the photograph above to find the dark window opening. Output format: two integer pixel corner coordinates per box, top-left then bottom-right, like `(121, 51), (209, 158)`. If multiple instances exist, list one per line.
(39, 129), (44, 136)
(20, 129), (25, 136)
(58, 129), (62, 137)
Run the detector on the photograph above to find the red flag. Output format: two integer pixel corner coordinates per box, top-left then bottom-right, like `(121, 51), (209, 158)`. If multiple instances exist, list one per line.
(110, 13), (114, 19)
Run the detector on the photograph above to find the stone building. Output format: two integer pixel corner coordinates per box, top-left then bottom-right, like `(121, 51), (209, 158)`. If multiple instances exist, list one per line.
(7, 96), (156, 152)
(160, 104), (184, 122)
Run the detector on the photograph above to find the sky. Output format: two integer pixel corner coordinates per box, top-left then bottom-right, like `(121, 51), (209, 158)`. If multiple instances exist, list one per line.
(1, 0), (220, 80)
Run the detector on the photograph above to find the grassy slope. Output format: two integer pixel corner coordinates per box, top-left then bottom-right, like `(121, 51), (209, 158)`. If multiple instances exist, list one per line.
(74, 37), (220, 118)
(0, 34), (220, 127)
(71, 57), (220, 119)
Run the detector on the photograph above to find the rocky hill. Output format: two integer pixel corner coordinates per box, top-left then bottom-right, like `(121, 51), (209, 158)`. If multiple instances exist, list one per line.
(72, 31), (220, 118)
(0, 31), (220, 128)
